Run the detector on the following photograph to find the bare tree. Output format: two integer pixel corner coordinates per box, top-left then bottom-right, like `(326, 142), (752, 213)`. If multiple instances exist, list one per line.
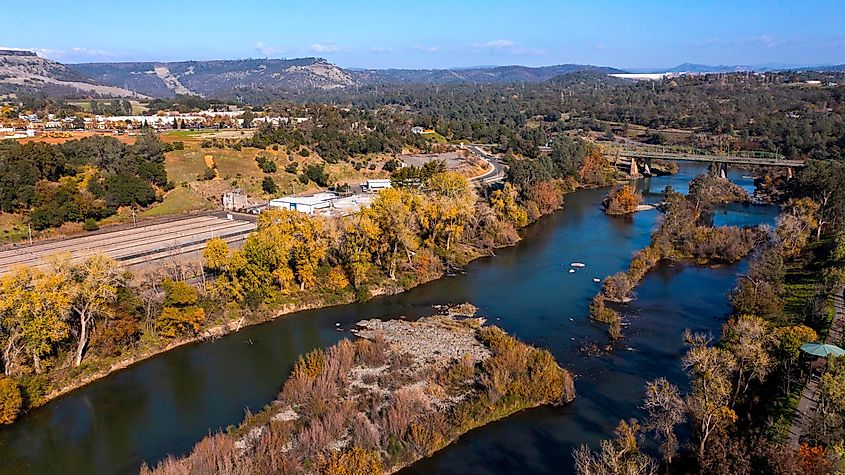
(572, 419), (658, 475)
(642, 378), (685, 466)
(682, 331), (737, 462)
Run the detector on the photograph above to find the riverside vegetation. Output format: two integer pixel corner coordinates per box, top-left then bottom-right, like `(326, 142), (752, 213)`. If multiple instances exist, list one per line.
(591, 174), (761, 340)
(141, 305), (575, 475)
(0, 137), (616, 426)
(576, 161), (845, 474)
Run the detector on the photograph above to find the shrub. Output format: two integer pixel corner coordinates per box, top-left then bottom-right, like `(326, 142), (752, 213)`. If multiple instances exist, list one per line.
(156, 306), (206, 338)
(590, 294), (620, 324)
(320, 447), (382, 475)
(0, 377), (23, 424)
(82, 218), (99, 231)
(604, 185), (642, 215)
(291, 349), (326, 380)
(602, 272), (635, 302)
(255, 153), (277, 173)
(163, 279), (198, 306)
(262, 176), (278, 194)
(327, 266), (350, 291)
(527, 180), (565, 215)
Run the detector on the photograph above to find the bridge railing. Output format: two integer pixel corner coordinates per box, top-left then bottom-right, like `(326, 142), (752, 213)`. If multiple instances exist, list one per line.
(601, 143), (786, 161)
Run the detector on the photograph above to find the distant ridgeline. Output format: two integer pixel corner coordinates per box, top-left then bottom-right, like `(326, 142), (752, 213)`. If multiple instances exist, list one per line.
(0, 50), (37, 57)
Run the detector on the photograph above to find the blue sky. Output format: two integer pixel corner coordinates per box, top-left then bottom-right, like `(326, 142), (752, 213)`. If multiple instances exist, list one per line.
(2, 0), (844, 69)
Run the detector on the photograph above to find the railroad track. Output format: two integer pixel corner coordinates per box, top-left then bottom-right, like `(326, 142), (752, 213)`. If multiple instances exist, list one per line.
(0, 215), (257, 275)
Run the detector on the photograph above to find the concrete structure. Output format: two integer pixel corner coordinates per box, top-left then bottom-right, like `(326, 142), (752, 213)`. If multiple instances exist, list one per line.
(363, 179), (392, 193)
(222, 190), (249, 211)
(609, 72), (677, 81)
(329, 194), (375, 216)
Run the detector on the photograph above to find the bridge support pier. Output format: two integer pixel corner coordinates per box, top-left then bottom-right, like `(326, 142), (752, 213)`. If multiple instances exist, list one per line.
(643, 158), (652, 176)
(629, 157), (639, 177)
(787, 167), (794, 179)
(710, 162), (728, 179)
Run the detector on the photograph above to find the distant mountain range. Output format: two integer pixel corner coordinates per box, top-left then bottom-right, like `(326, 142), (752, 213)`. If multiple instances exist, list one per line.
(1, 49), (842, 101)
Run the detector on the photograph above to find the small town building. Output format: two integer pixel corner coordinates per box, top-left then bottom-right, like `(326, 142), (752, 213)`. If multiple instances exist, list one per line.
(363, 179), (392, 193)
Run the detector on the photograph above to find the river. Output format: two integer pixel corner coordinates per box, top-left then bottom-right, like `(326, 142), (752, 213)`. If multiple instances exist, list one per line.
(0, 164), (778, 475)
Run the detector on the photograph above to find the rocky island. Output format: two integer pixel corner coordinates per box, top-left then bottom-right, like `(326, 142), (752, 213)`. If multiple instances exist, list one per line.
(142, 304), (575, 475)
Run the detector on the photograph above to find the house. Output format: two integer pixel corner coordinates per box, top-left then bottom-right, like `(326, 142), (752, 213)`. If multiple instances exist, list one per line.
(269, 192), (337, 215)
(362, 179), (392, 193)
(411, 126), (425, 134)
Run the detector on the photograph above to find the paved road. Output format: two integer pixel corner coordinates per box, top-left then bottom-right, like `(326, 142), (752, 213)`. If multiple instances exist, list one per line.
(465, 145), (506, 184)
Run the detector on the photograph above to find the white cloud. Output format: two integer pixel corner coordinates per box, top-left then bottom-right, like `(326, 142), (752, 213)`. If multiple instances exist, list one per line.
(306, 43), (343, 54)
(472, 39), (516, 50)
(741, 35), (782, 48)
(368, 46), (393, 54)
(254, 42), (292, 56)
(469, 39), (544, 56)
(411, 45), (440, 53)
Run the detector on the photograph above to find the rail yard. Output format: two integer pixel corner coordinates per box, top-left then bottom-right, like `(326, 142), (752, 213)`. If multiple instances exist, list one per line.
(0, 213), (256, 275)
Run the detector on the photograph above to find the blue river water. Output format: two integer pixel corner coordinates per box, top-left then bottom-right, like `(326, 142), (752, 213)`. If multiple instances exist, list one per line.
(0, 164), (777, 474)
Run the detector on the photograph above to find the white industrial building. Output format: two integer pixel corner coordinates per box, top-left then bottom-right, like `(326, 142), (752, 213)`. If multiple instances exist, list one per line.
(362, 179), (392, 193)
(269, 192), (338, 215)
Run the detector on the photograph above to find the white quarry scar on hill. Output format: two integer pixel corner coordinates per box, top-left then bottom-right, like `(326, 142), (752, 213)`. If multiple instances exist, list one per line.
(153, 66), (198, 96)
(286, 61), (356, 89)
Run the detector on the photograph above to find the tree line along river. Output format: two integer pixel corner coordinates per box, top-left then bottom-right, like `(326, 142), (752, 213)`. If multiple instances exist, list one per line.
(0, 164), (778, 475)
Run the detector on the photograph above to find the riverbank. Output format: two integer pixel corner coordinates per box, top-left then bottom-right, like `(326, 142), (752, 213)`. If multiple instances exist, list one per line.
(16, 179), (602, 420)
(141, 305), (575, 475)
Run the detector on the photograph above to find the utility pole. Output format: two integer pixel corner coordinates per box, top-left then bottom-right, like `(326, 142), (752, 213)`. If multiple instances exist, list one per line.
(28, 222), (32, 246)
(132, 208), (136, 227)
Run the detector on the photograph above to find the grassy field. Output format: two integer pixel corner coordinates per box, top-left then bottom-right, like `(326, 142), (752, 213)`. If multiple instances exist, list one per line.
(0, 212), (28, 243)
(420, 130), (448, 144)
(154, 130), (390, 214)
(66, 99), (148, 115)
(777, 239), (837, 338)
(140, 187), (215, 218)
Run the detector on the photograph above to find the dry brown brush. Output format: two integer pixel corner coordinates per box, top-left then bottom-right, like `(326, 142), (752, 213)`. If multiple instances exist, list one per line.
(142, 311), (574, 475)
